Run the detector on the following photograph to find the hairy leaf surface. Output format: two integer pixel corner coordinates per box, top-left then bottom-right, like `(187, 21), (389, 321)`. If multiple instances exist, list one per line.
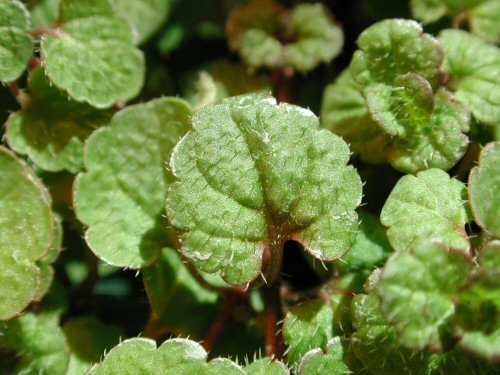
(296, 337), (349, 375)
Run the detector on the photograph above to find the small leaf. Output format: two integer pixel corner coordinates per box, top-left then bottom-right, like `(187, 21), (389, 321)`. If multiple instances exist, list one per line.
(469, 0), (500, 44)
(468, 141), (500, 238)
(89, 337), (245, 374)
(283, 3), (343, 73)
(296, 337), (350, 375)
(378, 239), (472, 352)
(245, 357), (289, 375)
(381, 168), (470, 252)
(439, 29), (500, 127)
(109, 0), (172, 45)
(0, 0), (33, 82)
(29, 0), (59, 27)
(6, 68), (111, 173)
(350, 19), (444, 90)
(74, 98), (191, 268)
(142, 247), (219, 339)
(320, 69), (387, 164)
(0, 146), (54, 320)
(409, 0), (447, 23)
(41, 0), (144, 108)
(366, 74), (470, 173)
(0, 311), (69, 374)
(236, 28), (283, 69)
(63, 316), (123, 375)
(167, 94), (362, 285)
(283, 299), (333, 367)
(480, 240), (500, 272)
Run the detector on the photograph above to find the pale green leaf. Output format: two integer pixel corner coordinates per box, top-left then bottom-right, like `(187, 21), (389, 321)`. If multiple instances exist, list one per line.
(6, 68), (111, 173)
(468, 142), (500, 238)
(41, 0), (144, 108)
(296, 337), (350, 375)
(0, 146), (54, 320)
(283, 299), (333, 367)
(378, 239), (472, 352)
(470, 0), (500, 44)
(0, 0), (33, 82)
(89, 337), (245, 374)
(439, 29), (500, 127)
(366, 74), (470, 173)
(167, 94), (362, 285)
(29, 0), (59, 27)
(142, 247), (218, 339)
(0, 311), (69, 374)
(410, 0), (448, 23)
(320, 69), (387, 164)
(74, 98), (191, 268)
(246, 357), (289, 375)
(480, 240), (500, 271)
(350, 19), (444, 89)
(381, 168), (470, 252)
(237, 29), (283, 68)
(283, 3), (343, 72)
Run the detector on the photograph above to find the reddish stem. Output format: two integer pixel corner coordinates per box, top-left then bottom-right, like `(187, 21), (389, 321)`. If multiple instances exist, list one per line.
(6, 82), (19, 98)
(271, 66), (294, 103)
(262, 284), (286, 359)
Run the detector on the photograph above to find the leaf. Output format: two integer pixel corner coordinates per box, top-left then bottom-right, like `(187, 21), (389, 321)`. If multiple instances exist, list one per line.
(0, 146), (55, 320)
(468, 142), (500, 238)
(283, 299), (334, 367)
(381, 168), (470, 252)
(469, 0), (500, 44)
(74, 98), (191, 268)
(0, 311), (69, 374)
(350, 293), (432, 375)
(29, 0), (59, 27)
(167, 94), (362, 285)
(236, 28), (283, 69)
(439, 29), (500, 127)
(283, 3), (343, 73)
(366, 74), (470, 173)
(296, 337), (350, 375)
(63, 316), (123, 375)
(0, 0), (33, 82)
(89, 337), (245, 374)
(40, 0), (144, 108)
(142, 247), (219, 339)
(480, 240), (500, 272)
(320, 69), (387, 164)
(6, 68), (111, 173)
(245, 357), (289, 375)
(378, 239), (472, 352)
(337, 211), (392, 273)
(109, 0), (172, 45)
(409, 0), (447, 23)
(350, 19), (444, 90)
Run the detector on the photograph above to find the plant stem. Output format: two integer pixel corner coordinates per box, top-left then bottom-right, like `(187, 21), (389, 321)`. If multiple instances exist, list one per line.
(271, 66), (294, 103)
(262, 284), (285, 359)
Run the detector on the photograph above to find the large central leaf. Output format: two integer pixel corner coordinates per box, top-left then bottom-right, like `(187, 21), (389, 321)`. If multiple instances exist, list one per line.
(167, 94), (362, 285)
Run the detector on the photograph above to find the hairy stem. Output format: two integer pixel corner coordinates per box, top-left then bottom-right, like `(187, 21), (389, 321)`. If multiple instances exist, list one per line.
(262, 284), (286, 359)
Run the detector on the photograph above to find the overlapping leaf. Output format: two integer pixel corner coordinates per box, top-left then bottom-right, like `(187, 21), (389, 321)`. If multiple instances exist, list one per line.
(74, 98), (191, 268)
(0, 0), (33, 82)
(0, 146), (55, 320)
(245, 358), (289, 375)
(381, 168), (470, 252)
(296, 337), (350, 375)
(6, 68), (111, 173)
(167, 94), (362, 285)
(41, 0), (144, 108)
(439, 30), (500, 128)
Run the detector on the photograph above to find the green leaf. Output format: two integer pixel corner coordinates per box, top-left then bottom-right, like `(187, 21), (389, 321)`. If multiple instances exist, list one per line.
(245, 357), (289, 375)
(468, 142), (500, 238)
(320, 69), (387, 164)
(366, 74), (470, 173)
(109, 0), (172, 45)
(0, 311), (69, 374)
(167, 94), (362, 285)
(74, 98), (191, 268)
(41, 0), (144, 108)
(378, 239), (472, 352)
(469, 0), (500, 44)
(296, 337), (350, 375)
(0, 146), (55, 320)
(410, 0), (447, 23)
(89, 337), (245, 374)
(439, 29), (500, 127)
(350, 293), (432, 375)
(381, 168), (470, 252)
(350, 19), (444, 90)
(480, 240), (500, 272)
(29, 0), (59, 27)
(283, 3), (343, 73)
(6, 68), (111, 173)
(0, 0), (33, 82)
(283, 299), (334, 367)
(236, 29), (283, 69)
(143, 247), (219, 339)
(337, 211), (392, 273)
(63, 316), (123, 375)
